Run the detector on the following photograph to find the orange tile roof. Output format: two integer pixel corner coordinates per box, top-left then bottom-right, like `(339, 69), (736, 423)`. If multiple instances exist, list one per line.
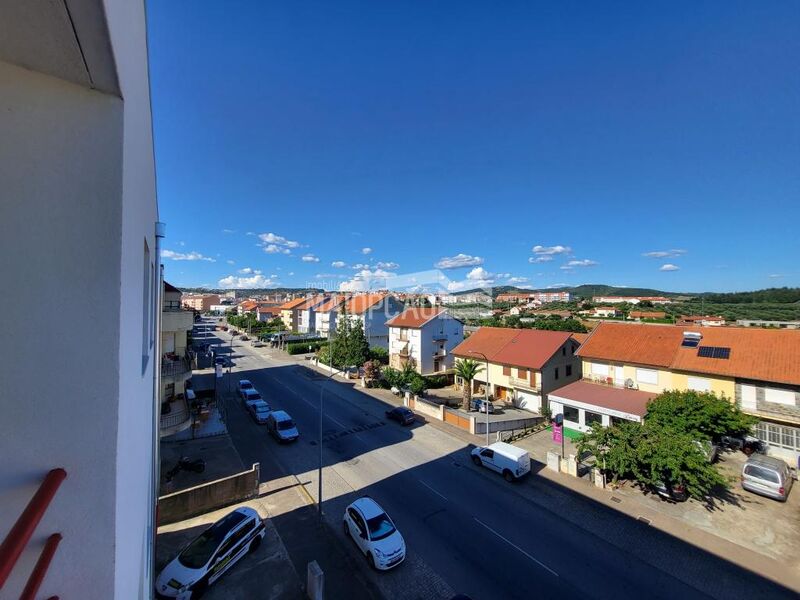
(452, 327), (572, 371)
(294, 295), (327, 311)
(278, 297), (308, 311)
(239, 300), (258, 310)
(386, 307), (445, 328)
(316, 295), (347, 313)
(579, 322), (800, 386)
(570, 333), (589, 345)
(344, 293), (386, 315)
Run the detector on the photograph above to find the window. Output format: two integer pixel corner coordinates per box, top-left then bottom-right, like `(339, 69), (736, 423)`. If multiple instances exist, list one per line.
(366, 513), (396, 541)
(764, 387), (795, 406)
(584, 411), (602, 427)
(480, 449), (494, 458)
(562, 347), (566, 356)
(566, 365), (573, 377)
(554, 367), (559, 380)
(754, 422), (800, 452)
(636, 368), (658, 386)
(503, 366), (511, 376)
(591, 363), (610, 377)
(399, 328), (409, 341)
(687, 376), (711, 392)
(517, 368), (527, 379)
(563, 405), (579, 423)
(744, 465), (779, 484)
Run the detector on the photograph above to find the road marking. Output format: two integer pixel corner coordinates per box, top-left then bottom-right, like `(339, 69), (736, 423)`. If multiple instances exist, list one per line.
(419, 480), (448, 501)
(473, 517), (558, 577)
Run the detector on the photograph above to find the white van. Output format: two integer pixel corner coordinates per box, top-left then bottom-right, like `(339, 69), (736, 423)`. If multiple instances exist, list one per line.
(471, 442), (531, 481)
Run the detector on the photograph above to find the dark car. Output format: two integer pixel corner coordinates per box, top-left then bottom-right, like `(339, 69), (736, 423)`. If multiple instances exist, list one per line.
(470, 398), (495, 414)
(652, 480), (688, 502)
(385, 407), (415, 426)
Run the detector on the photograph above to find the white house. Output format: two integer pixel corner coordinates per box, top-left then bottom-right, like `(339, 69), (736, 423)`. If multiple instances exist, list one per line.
(342, 293), (404, 349)
(315, 295), (347, 337)
(387, 308), (464, 375)
(296, 295), (329, 333)
(2, 2), (160, 596)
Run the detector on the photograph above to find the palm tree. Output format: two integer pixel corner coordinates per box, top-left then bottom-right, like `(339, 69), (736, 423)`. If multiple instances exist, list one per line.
(454, 359), (483, 411)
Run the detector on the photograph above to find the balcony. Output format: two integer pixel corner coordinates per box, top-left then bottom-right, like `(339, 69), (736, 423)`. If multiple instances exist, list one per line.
(738, 398), (800, 426)
(510, 375), (539, 391)
(432, 331), (448, 341)
(160, 396), (192, 437)
(162, 353), (191, 378)
(162, 306), (194, 333)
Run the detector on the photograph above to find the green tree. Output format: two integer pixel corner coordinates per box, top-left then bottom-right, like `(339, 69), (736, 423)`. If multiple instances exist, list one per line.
(645, 390), (757, 441)
(454, 359), (483, 410)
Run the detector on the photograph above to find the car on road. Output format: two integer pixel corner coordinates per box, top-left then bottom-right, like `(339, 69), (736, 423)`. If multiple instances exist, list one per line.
(248, 400), (271, 424)
(385, 406), (415, 426)
(251, 340), (265, 347)
(240, 335), (249, 341)
(155, 507), (265, 599)
(266, 410), (299, 442)
(238, 380), (254, 397)
(214, 356), (232, 368)
(471, 442), (530, 482)
(694, 440), (720, 463)
(741, 454), (793, 502)
(470, 398), (495, 414)
(241, 389), (264, 409)
(343, 497), (405, 570)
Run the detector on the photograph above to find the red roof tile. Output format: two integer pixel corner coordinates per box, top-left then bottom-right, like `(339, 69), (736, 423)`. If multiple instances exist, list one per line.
(452, 327), (572, 371)
(386, 307), (446, 328)
(278, 297), (308, 311)
(344, 293), (386, 315)
(550, 380), (656, 417)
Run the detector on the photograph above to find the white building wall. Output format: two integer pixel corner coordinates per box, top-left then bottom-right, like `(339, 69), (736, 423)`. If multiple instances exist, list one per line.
(0, 2), (158, 597)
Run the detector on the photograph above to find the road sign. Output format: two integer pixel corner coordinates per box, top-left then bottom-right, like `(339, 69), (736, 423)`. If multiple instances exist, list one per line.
(552, 423), (563, 443)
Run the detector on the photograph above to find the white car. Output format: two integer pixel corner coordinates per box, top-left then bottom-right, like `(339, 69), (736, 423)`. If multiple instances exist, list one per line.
(343, 497), (405, 570)
(471, 442), (531, 482)
(241, 388), (263, 409)
(248, 400), (271, 424)
(155, 507), (265, 599)
(266, 410), (299, 442)
(237, 380), (254, 398)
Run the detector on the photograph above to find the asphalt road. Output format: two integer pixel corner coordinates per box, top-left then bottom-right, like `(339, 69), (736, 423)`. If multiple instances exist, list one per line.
(198, 322), (794, 600)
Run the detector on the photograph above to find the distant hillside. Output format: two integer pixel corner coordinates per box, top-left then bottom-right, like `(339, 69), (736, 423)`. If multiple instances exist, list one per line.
(691, 287), (800, 304)
(177, 287), (323, 295)
(456, 284), (684, 299)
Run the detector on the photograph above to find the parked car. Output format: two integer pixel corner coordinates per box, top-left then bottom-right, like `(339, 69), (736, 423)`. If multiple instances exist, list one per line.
(652, 480), (688, 502)
(385, 407), (415, 426)
(266, 410), (299, 442)
(470, 398), (495, 414)
(240, 335), (249, 341)
(694, 440), (720, 463)
(343, 497), (406, 570)
(241, 389), (264, 409)
(238, 380), (254, 397)
(214, 356), (232, 368)
(720, 434), (765, 456)
(248, 400), (271, 424)
(251, 340), (264, 347)
(471, 442), (530, 482)
(155, 507), (265, 599)
(741, 455), (793, 502)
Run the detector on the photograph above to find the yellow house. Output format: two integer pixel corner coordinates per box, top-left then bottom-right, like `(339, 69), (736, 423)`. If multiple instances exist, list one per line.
(278, 296), (308, 331)
(553, 322), (800, 464)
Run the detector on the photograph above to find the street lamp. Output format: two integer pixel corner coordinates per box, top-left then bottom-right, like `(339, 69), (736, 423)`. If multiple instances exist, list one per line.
(318, 334), (337, 520)
(468, 350), (491, 447)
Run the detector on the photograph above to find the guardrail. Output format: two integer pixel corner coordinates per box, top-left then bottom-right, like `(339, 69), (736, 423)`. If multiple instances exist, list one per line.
(162, 357), (191, 377)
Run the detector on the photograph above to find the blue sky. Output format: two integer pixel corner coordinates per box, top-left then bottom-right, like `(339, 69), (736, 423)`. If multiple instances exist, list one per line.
(147, 1), (799, 293)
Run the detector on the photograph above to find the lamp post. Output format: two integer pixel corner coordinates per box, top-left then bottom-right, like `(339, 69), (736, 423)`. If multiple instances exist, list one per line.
(318, 334), (337, 520)
(468, 350), (491, 446)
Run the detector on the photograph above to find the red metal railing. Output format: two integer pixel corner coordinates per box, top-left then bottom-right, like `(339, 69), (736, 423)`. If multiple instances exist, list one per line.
(0, 468), (66, 596)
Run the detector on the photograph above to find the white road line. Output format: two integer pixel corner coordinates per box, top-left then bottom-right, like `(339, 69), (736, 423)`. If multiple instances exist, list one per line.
(419, 480), (448, 501)
(473, 517), (559, 577)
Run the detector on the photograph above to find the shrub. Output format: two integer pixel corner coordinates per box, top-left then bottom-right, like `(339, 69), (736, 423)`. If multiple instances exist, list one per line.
(286, 340), (328, 355)
(368, 346), (389, 364)
(423, 375), (449, 389)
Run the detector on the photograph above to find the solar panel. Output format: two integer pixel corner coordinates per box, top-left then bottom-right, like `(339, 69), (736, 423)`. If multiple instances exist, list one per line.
(682, 339), (700, 348)
(697, 346), (731, 359)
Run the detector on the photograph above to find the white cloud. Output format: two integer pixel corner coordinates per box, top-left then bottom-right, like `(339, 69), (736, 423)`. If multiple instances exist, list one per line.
(288, 271), (294, 276)
(375, 261), (400, 270)
(659, 264), (680, 271)
(467, 267), (494, 281)
(566, 259), (598, 267)
(768, 273), (784, 278)
(507, 276), (529, 284)
(351, 263), (370, 270)
(301, 254), (320, 263)
(338, 268), (396, 292)
(529, 256), (554, 264)
(496, 273), (511, 279)
(222, 229), (236, 234)
(218, 274), (278, 289)
(546, 283), (568, 288)
(178, 241), (186, 246)
(161, 250), (215, 262)
(361, 247), (373, 255)
(331, 261), (347, 268)
(435, 253), (484, 269)
(238, 267), (262, 275)
(532, 245), (571, 256)
(263, 244), (291, 254)
(258, 232), (301, 253)
(643, 249), (687, 258)
(226, 259), (235, 265)
(245, 231), (256, 236)
(560, 265), (574, 271)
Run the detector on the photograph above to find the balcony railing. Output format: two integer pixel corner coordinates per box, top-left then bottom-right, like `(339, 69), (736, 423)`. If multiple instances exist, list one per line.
(163, 300), (189, 312)
(162, 355), (191, 377)
(432, 331), (448, 341)
(509, 375), (539, 391)
(738, 398), (800, 424)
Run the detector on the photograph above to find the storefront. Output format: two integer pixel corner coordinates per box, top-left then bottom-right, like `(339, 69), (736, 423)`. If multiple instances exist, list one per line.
(548, 380), (656, 433)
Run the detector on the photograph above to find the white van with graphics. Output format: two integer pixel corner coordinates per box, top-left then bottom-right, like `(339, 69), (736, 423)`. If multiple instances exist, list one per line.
(471, 442), (531, 482)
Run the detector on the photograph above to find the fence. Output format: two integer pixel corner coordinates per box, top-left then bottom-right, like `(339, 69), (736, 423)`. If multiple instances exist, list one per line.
(157, 463), (260, 525)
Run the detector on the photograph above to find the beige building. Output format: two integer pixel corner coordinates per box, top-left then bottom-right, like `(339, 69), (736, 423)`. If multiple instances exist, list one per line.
(182, 293), (220, 312)
(160, 282), (194, 437)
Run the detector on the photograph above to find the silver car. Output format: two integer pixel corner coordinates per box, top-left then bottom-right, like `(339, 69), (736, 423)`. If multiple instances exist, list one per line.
(741, 455), (793, 502)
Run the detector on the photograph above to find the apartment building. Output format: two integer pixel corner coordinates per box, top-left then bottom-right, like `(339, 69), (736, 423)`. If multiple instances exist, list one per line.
(160, 282), (194, 437)
(387, 308), (464, 375)
(452, 328), (582, 413)
(552, 322), (800, 464)
(279, 296), (308, 331)
(1, 2), (160, 596)
(296, 295), (329, 333)
(591, 295), (673, 305)
(341, 293), (404, 349)
(181, 292), (220, 312)
(315, 295), (347, 337)
(497, 291), (571, 303)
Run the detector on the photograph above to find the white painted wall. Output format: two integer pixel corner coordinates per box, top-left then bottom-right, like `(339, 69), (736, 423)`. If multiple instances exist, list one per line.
(0, 1), (158, 597)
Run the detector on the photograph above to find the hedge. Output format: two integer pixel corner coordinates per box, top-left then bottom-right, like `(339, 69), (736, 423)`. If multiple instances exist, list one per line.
(286, 340), (328, 355)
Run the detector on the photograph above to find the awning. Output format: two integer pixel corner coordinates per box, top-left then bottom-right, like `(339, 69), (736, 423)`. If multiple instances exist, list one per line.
(548, 380), (656, 421)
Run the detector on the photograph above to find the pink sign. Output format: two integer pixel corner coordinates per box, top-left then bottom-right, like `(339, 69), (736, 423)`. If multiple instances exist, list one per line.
(552, 424), (563, 443)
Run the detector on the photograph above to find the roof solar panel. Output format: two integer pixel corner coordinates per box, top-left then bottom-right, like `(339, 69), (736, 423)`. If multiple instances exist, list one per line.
(682, 339), (700, 348)
(697, 346), (731, 359)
